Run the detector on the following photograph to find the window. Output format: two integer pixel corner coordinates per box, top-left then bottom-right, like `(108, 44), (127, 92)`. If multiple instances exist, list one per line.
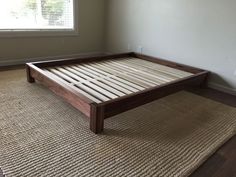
(0, 0), (77, 37)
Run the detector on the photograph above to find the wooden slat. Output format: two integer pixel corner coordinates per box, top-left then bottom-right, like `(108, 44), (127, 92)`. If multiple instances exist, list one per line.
(58, 67), (121, 98)
(65, 66), (93, 80)
(49, 69), (111, 102)
(130, 58), (192, 77)
(112, 58), (176, 82)
(74, 84), (110, 102)
(49, 68), (78, 84)
(81, 64), (144, 91)
(43, 69), (102, 103)
(123, 58), (184, 78)
(70, 66), (135, 94)
(72, 65), (137, 94)
(82, 64), (144, 91)
(56, 67), (118, 99)
(95, 62), (157, 87)
(64, 66), (126, 97)
(94, 63), (154, 88)
(102, 60), (165, 85)
(109, 59), (169, 82)
(124, 59), (182, 80)
(98, 78), (133, 94)
(91, 80), (126, 97)
(88, 63), (149, 89)
(71, 65), (101, 78)
(57, 67), (86, 82)
(104, 62), (161, 85)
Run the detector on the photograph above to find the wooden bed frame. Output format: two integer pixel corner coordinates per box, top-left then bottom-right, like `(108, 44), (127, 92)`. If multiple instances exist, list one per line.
(26, 52), (209, 134)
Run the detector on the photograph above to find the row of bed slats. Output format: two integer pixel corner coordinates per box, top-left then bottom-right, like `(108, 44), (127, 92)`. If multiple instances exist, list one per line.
(43, 57), (193, 103)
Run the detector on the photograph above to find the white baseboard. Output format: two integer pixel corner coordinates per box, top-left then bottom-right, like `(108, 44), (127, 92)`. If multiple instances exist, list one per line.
(0, 52), (105, 67)
(208, 82), (236, 96)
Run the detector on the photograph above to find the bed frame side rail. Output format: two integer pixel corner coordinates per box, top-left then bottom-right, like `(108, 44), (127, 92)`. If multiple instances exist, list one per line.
(26, 63), (93, 117)
(102, 71), (209, 119)
(132, 53), (205, 74)
(29, 53), (133, 68)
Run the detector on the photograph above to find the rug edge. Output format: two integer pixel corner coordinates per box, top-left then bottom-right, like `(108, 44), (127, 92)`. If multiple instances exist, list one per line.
(185, 132), (235, 177)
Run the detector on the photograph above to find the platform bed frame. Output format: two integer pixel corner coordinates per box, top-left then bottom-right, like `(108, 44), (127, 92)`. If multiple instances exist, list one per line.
(26, 52), (209, 134)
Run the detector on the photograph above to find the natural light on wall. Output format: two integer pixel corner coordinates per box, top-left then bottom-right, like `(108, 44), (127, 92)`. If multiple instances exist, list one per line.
(0, 0), (74, 31)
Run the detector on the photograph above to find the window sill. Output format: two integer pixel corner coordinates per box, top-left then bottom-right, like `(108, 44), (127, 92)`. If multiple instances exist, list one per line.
(0, 29), (79, 38)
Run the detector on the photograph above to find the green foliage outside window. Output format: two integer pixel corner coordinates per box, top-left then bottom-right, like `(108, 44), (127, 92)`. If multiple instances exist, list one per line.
(25, 0), (65, 25)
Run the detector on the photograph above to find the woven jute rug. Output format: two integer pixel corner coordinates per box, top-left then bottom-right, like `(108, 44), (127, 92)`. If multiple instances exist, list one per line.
(0, 69), (236, 177)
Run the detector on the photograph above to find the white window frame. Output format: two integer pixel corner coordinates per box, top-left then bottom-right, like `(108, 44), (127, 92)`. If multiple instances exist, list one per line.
(0, 0), (78, 38)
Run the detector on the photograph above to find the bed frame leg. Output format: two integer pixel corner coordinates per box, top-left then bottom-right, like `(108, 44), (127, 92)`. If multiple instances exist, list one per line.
(90, 104), (104, 134)
(26, 65), (35, 83)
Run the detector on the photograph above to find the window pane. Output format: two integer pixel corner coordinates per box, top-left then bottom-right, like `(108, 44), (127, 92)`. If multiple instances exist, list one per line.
(0, 0), (74, 30)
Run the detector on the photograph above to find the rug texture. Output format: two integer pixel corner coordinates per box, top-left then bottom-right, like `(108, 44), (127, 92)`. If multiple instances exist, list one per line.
(0, 69), (236, 177)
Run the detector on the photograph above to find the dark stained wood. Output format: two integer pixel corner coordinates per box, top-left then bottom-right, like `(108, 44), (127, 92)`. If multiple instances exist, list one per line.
(90, 104), (104, 134)
(26, 64), (35, 83)
(102, 72), (208, 118)
(190, 153), (226, 177)
(132, 52), (205, 74)
(32, 53), (133, 68)
(27, 63), (92, 117)
(199, 72), (209, 88)
(213, 157), (236, 177)
(26, 52), (209, 133)
(190, 136), (236, 177)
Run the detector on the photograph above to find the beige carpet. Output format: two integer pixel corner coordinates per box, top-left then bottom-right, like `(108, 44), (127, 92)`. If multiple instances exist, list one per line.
(0, 69), (236, 177)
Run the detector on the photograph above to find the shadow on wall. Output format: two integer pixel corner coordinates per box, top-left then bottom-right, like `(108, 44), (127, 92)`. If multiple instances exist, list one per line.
(209, 73), (235, 92)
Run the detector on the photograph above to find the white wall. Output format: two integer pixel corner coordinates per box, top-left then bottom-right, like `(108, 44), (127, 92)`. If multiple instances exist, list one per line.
(106, 0), (236, 94)
(0, 0), (106, 65)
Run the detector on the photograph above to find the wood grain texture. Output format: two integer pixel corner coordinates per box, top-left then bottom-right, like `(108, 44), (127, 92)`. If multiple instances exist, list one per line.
(90, 104), (104, 134)
(26, 64), (35, 83)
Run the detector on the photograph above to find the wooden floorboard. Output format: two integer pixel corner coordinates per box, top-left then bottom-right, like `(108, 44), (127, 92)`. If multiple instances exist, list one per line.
(188, 87), (236, 177)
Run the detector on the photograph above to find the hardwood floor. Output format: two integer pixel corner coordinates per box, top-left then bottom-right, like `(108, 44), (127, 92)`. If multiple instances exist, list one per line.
(188, 87), (236, 177)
